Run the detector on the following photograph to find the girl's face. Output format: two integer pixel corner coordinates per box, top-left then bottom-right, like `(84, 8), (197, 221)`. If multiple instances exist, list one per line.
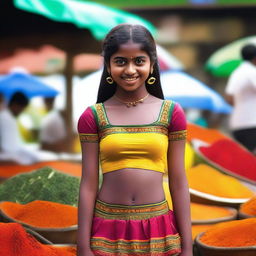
(108, 41), (152, 93)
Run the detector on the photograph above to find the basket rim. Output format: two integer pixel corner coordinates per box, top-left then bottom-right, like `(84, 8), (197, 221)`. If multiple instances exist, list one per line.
(191, 139), (256, 186)
(195, 232), (256, 251)
(25, 227), (53, 244)
(50, 244), (76, 247)
(238, 210), (255, 219)
(0, 208), (78, 231)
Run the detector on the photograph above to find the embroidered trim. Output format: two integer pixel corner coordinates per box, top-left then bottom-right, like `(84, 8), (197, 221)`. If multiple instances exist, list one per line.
(168, 100), (176, 124)
(94, 200), (169, 220)
(94, 103), (109, 128)
(168, 130), (187, 141)
(79, 133), (99, 142)
(159, 100), (173, 125)
(99, 126), (168, 139)
(92, 100), (179, 141)
(91, 234), (181, 255)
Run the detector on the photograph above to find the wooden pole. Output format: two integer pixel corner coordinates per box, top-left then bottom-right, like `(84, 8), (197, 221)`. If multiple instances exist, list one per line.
(64, 51), (75, 149)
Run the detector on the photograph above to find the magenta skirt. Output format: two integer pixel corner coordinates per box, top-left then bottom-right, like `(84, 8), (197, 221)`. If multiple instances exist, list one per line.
(90, 199), (181, 256)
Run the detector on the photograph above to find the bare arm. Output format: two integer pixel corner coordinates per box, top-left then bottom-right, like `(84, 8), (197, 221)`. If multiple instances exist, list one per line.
(77, 142), (99, 256)
(168, 140), (193, 256)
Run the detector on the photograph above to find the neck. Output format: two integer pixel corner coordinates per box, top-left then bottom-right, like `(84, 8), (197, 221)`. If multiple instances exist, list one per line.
(114, 93), (150, 107)
(250, 59), (256, 66)
(115, 86), (149, 100)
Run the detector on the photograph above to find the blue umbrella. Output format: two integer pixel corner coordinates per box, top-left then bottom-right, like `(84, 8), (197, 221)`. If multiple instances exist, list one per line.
(160, 70), (232, 114)
(0, 71), (59, 100)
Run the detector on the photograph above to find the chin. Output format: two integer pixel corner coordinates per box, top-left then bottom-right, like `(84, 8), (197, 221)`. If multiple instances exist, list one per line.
(122, 86), (140, 92)
(119, 82), (145, 92)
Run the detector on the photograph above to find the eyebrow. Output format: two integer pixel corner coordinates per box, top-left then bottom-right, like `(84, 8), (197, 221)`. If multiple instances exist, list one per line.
(113, 56), (147, 60)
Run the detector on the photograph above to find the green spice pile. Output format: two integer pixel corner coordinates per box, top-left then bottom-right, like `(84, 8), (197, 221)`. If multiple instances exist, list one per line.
(0, 167), (80, 206)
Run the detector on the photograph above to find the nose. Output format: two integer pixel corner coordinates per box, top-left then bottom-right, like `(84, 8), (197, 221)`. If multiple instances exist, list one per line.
(124, 63), (136, 75)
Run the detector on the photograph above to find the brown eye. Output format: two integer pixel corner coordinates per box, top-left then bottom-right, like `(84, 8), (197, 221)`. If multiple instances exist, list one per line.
(114, 58), (126, 65)
(135, 57), (146, 65)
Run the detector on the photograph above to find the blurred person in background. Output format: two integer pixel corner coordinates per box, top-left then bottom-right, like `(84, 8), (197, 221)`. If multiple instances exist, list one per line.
(39, 96), (74, 153)
(225, 44), (256, 154)
(0, 92), (39, 164)
(0, 93), (5, 110)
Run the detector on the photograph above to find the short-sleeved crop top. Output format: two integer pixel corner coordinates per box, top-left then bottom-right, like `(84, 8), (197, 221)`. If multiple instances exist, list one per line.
(78, 100), (187, 174)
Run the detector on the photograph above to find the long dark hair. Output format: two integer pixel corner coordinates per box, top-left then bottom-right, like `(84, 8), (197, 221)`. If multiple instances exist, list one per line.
(96, 24), (164, 103)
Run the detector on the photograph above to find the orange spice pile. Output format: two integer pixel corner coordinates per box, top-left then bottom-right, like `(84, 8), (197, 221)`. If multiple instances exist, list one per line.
(187, 122), (228, 144)
(0, 200), (77, 228)
(240, 196), (256, 216)
(191, 202), (235, 222)
(200, 218), (256, 247)
(187, 164), (254, 198)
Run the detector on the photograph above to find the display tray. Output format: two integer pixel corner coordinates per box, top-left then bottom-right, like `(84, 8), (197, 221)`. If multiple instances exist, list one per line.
(190, 188), (249, 208)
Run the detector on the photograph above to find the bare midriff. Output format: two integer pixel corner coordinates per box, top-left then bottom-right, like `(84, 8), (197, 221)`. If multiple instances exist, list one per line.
(97, 168), (165, 205)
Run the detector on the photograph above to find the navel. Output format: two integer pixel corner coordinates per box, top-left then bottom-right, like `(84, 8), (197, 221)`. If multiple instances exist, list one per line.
(131, 196), (136, 205)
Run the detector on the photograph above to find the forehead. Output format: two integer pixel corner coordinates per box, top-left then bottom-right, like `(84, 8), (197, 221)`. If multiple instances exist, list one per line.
(111, 41), (149, 58)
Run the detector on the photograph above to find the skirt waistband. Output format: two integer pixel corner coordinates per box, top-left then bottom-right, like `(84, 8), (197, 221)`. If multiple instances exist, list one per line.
(94, 199), (169, 220)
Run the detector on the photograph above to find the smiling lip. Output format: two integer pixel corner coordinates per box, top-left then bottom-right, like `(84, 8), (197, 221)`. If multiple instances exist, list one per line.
(122, 76), (138, 81)
(121, 76), (139, 84)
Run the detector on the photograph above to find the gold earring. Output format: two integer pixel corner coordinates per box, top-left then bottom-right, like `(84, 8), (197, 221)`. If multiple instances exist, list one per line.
(147, 76), (156, 85)
(106, 76), (114, 84)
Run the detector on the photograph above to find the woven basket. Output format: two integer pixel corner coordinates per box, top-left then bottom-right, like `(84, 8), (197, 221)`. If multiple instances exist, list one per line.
(0, 207), (77, 244)
(195, 232), (256, 256)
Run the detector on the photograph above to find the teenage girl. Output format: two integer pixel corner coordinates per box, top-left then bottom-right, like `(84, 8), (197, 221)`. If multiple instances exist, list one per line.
(77, 24), (192, 256)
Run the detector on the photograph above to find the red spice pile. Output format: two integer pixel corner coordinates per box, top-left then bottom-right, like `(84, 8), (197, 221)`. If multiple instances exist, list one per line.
(199, 139), (256, 181)
(0, 222), (75, 256)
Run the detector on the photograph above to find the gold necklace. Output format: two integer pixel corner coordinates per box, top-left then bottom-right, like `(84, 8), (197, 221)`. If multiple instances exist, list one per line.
(114, 93), (149, 107)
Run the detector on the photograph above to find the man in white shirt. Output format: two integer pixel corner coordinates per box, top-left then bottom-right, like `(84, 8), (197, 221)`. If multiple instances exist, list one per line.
(0, 92), (39, 164)
(225, 44), (256, 154)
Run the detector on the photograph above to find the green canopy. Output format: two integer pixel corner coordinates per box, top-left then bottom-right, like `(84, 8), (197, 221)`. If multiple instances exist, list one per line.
(81, 0), (256, 9)
(205, 36), (256, 77)
(14, 0), (156, 40)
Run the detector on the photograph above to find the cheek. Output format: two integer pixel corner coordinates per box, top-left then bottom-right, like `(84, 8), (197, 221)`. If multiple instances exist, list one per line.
(143, 66), (151, 77)
(110, 68), (123, 77)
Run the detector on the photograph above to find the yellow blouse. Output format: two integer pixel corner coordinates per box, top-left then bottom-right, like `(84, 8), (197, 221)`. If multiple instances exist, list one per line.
(78, 100), (187, 174)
